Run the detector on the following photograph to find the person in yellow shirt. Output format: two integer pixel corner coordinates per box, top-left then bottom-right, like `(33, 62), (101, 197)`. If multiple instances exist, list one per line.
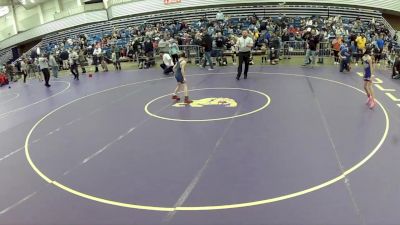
(355, 33), (366, 66)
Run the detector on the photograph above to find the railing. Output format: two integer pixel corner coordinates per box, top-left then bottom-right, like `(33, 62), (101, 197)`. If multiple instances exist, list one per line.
(282, 41), (306, 56)
(282, 41), (332, 58)
(178, 45), (202, 64)
(380, 16), (397, 37)
(12, 41), (43, 64)
(0, 50), (12, 65)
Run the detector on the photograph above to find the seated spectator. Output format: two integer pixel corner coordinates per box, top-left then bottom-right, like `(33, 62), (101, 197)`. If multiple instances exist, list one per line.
(160, 52), (174, 75)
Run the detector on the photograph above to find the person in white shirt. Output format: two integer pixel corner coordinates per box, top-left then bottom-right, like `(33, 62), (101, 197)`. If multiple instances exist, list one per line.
(38, 54), (51, 87)
(160, 52), (174, 75)
(236, 30), (253, 80)
(20, 58), (28, 83)
(93, 46), (102, 73)
(69, 49), (79, 80)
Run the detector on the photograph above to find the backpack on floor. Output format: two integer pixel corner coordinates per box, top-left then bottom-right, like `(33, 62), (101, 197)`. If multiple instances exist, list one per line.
(0, 73), (9, 86)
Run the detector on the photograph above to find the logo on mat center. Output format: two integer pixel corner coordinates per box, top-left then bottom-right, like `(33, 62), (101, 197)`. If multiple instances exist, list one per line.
(173, 98), (238, 108)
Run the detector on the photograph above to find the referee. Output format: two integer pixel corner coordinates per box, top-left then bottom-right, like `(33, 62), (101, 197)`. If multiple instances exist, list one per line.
(236, 30), (253, 80)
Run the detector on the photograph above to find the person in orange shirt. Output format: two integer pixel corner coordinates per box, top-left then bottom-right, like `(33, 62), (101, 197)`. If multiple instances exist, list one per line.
(332, 36), (342, 65)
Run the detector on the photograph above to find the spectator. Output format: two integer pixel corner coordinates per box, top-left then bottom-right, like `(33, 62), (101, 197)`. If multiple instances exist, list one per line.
(302, 29), (319, 67)
(112, 46), (122, 71)
(5, 62), (14, 83)
(215, 32), (226, 66)
(60, 49), (69, 70)
(158, 36), (169, 54)
(160, 52), (174, 75)
(281, 29), (291, 59)
(339, 43), (351, 72)
(38, 54), (51, 87)
(169, 38), (180, 64)
(269, 33), (280, 65)
(201, 31), (214, 70)
(375, 34), (385, 64)
(332, 35), (342, 65)
(93, 45), (102, 73)
(143, 38), (154, 66)
(69, 49), (79, 80)
(393, 54), (400, 79)
(182, 33), (192, 63)
(21, 58), (28, 83)
(355, 33), (367, 65)
(78, 48), (87, 74)
(48, 53), (59, 78)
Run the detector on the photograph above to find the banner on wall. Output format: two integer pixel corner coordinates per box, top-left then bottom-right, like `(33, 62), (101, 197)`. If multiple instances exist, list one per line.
(164, 0), (181, 4)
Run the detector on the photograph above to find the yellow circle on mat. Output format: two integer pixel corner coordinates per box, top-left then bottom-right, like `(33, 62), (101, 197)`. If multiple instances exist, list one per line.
(24, 73), (390, 212)
(144, 87), (271, 122)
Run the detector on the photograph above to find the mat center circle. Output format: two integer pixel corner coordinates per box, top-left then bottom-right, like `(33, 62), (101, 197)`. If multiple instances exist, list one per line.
(144, 88), (271, 122)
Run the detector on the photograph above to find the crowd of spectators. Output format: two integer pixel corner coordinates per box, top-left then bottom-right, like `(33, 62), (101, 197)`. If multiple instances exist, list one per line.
(2, 11), (400, 83)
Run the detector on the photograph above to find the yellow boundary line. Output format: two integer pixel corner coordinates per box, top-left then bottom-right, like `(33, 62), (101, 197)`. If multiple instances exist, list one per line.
(25, 72), (390, 211)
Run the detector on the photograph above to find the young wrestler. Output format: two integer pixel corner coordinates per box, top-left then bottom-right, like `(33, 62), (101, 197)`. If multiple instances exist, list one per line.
(362, 49), (375, 109)
(172, 52), (193, 104)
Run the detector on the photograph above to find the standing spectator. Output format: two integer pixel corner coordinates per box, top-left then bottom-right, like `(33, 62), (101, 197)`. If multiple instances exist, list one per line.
(281, 29), (291, 59)
(48, 53), (59, 78)
(201, 31), (214, 70)
(132, 37), (141, 61)
(78, 48), (87, 74)
(182, 33), (192, 63)
(169, 38), (179, 64)
(269, 33), (280, 64)
(332, 35), (342, 65)
(60, 49), (69, 70)
(339, 43), (351, 72)
(21, 58), (28, 83)
(215, 32), (226, 66)
(393, 54), (400, 79)
(93, 45), (102, 73)
(112, 46), (122, 71)
(355, 33), (367, 66)
(5, 62), (14, 84)
(144, 37), (154, 65)
(158, 36), (169, 54)
(38, 54), (51, 87)
(144, 38), (154, 54)
(375, 34), (385, 65)
(236, 30), (253, 80)
(302, 29), (319, 67)
(69, 49), (79, 80)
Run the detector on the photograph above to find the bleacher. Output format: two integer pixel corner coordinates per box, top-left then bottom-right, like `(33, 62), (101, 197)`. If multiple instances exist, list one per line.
(41, 4), (385, 49)
(4, 4), (395, 60)
(0, 49), (12, 65)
